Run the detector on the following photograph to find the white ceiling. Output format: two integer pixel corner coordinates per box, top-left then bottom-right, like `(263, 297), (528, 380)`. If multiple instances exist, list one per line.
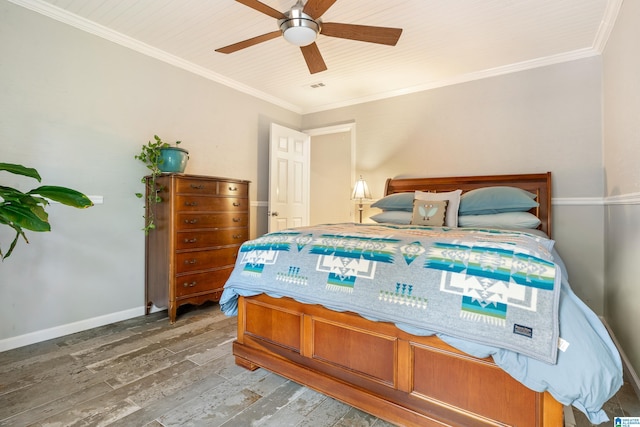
(11, 0), (621, 114)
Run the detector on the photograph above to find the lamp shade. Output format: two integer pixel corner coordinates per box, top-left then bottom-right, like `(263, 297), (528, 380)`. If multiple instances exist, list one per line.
(352, 176), (372, 200)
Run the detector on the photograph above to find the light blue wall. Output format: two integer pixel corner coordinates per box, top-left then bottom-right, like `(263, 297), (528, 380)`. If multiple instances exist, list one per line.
(602, 0), (640, 383)
(0, 1), (299, 349)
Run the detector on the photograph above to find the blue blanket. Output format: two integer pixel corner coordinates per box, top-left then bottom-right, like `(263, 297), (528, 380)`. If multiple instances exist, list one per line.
(222, 223), (560, 363)
(220, 223), (623, 424)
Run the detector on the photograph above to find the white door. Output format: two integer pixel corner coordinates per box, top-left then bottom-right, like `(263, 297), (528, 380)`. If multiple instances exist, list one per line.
(269, 123), (310, 232)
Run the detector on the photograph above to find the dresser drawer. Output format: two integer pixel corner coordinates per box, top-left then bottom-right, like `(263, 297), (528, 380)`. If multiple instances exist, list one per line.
(176, 228), (248, 250)
(176, 212), (249, 230)
(175, 246), (240, 274)
(176, 195), (248, 212)
(175, 268), (233, 298)
(218, 181), (248, 196)
(176, 212), (248, 230)
(175, 178), (218, 194)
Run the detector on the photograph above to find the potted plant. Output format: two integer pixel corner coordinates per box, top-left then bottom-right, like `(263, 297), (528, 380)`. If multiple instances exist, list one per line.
(134, 135), (188, 234)
(0, 162), (93, 260)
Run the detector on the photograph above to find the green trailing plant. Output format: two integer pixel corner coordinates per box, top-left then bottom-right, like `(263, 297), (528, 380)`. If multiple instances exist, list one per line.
(134, 135), (181, 234)
(0, 163), (93, 261)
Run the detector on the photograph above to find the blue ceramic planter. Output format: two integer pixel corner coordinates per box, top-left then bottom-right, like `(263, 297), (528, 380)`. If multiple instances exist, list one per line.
(158, 147), (189, 173)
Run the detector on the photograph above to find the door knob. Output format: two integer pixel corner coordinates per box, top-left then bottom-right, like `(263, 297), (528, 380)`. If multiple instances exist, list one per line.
(269, 211), (279, 217)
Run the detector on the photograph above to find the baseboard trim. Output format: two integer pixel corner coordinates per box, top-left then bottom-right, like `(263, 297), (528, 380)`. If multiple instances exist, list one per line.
(600, 316), (640, 399)
(0, 305), (164, 352)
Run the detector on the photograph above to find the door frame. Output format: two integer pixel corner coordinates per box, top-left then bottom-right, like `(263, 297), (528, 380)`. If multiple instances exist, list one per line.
(304, 121), (357, 222)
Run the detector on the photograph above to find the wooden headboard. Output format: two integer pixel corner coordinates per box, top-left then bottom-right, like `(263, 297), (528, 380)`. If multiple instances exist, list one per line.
(384, 172), (552, 237)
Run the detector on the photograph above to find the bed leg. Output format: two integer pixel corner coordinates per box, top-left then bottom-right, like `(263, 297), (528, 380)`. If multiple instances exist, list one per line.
(235, 355), (260, 371)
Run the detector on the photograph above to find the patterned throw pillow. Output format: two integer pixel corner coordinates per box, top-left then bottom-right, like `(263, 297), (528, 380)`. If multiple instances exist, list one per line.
(411, 199), (448, 226)
(414, 189), (462, 227)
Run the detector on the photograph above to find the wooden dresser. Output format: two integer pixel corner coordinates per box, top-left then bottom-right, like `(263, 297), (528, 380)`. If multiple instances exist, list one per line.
(144, 173), (250, 323)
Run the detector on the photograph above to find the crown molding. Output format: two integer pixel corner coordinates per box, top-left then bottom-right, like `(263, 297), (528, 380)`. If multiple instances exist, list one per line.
(9, 0), (622, 116)
(592, 0), (624, 53)
(303, 0), (622, 114)
(7, 0), (303, 114)
(302, 48), (601, 114)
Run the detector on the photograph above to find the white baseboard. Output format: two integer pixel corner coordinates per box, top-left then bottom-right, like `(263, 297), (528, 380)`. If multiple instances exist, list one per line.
(0, 305), (165, 352)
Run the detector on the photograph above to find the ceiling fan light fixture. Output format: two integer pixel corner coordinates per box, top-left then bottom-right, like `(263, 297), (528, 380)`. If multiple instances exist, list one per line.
(281, 22), (318, 46)
(279, 7), (319, 47)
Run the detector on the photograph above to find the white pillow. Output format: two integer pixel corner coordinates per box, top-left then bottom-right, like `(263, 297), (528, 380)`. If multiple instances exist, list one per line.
(458, 211), (541, 229)
(370, 210), (412, 224)
(414, 189), (462, 227)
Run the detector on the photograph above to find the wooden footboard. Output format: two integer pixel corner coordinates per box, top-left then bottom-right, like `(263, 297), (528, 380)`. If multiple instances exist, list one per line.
(233, 294), (563, 427)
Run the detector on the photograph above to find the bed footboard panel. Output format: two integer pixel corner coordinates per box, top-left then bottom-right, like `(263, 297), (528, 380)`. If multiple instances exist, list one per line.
(234, 295), (563, 427)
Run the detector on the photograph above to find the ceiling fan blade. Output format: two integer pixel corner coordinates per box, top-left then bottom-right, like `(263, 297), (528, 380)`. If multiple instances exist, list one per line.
(215, 30), (282, 54)
(321, 22), (402, 46)
(236, 0), (286, 19)
(302, 0), (337, 19)
(300, 43), (327, 74)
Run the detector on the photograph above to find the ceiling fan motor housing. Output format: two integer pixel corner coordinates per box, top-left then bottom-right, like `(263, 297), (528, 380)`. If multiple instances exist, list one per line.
(278, 7), (320, 46)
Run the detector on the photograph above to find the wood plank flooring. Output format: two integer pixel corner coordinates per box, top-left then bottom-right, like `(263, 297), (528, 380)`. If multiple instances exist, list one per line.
(0, 302), (638, 426)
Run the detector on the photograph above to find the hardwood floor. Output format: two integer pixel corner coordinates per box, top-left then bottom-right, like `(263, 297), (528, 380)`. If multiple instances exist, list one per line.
(0, 302), (638, 427)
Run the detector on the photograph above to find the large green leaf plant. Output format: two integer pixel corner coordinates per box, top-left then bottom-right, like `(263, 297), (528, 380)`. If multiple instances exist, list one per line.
(0, 163), (93, 260)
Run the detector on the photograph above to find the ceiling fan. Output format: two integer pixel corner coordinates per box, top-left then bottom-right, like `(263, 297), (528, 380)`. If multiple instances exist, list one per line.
(215, 0), (403, 74)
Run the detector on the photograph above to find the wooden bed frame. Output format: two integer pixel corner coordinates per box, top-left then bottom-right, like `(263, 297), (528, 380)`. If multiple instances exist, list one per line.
(232, 172), (562, 427)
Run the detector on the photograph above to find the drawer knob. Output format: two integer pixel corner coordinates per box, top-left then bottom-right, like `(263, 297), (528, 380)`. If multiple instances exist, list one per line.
(183, 281), (197, 288)
(184, 259), (197, 265)
(233, 234), (243, 239)
(184, 238), (198, 243)
(191, 184), (205, 190)
(228, 186), (238, 191)
(184, 219), (198, 224)
(232, 217), (241, 222)
(232, 202), (241, 207)
(185, 201), (198, 207)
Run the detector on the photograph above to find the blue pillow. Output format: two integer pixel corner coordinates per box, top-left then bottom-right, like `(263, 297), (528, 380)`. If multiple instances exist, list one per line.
(459, 186), (538, 215)
(370, 210), (412, 224)
(370, 192), (414, 211)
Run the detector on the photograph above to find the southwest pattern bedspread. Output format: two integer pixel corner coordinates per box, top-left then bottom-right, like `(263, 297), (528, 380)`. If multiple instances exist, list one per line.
(221, 223), (561, 363)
